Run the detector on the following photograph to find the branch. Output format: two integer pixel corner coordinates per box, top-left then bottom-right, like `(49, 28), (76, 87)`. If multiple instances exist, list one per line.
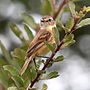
(28, 16), (80, 89)
(53, 0), (68, 20)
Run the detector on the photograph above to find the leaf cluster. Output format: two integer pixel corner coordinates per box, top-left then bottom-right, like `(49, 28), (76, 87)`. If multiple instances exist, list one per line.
(0, 0), (90, 90)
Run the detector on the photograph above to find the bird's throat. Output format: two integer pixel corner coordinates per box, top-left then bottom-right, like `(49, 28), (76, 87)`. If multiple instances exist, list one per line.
(41, 24), (56, 31)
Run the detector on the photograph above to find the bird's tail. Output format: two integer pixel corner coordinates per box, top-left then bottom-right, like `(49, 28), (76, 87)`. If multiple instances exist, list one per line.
(20, 56), (32, 76)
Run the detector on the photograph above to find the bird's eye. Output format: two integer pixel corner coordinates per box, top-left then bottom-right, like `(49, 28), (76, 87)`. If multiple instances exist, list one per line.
(48, 19), (52, 21)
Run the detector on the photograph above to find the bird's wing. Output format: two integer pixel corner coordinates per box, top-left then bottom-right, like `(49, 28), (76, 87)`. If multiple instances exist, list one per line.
(20, 30), (52, 75)
(26, 29), (52, 58)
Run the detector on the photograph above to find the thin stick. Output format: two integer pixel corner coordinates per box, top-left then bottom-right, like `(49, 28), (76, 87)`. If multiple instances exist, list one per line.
(53, 0), (68, 20)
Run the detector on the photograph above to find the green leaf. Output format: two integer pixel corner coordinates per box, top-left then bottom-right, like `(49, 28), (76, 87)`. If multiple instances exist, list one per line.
(44, 71), (59, 79)
(52, 27), (60, 44)
(20, 44), (28, 51)
(10, 24), (26, 42)
(61, 40), (75, 49)
(11, 48), (26, 68)
(29, 88), (37, 90)
(19, 88), (26, 90)
(62, 34), (75, 49)
(0, 57), (7, 66)
(8, 87), (25, 90)
(65, 18), (74, 32)
(45, 43), (56, 52)
(83, 6), (90, 13)
(0, 41), (12, 64)
(21, 13), (36, 29)
(54, 56), (64, 62)
(77, 13), (85, 18)
(63, 34), (74, 42)
(0, 41), (19, 68)
(42, 83), (48, 90)
(23, 24), (34, 41)
(77, 18), (90, 28)
(41, 0), (52, 15)
(22, 62), (37, 87)
(7, 87), (18, 90)
(3, 65), (19, 76)
(11, 48), (26, 59)
(68, 1), (76, 17)
(28, 64), (37, 80)
(11, 76), (24, 88)
(57, 21), (66, 31)
(0, 69), (9, 88)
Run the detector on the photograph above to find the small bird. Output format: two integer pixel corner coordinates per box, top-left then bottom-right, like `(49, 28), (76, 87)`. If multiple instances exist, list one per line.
(20, 16), (56, 75)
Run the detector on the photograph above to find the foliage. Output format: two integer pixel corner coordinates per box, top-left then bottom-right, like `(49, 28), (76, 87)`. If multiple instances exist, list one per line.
(0, 0), (90, 90)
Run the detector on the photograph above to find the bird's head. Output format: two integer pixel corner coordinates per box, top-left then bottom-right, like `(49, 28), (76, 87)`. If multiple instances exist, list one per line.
(40, 16), (56, 30)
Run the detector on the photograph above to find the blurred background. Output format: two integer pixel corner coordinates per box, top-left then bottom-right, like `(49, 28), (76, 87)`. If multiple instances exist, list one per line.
(0, 0), (90, 90)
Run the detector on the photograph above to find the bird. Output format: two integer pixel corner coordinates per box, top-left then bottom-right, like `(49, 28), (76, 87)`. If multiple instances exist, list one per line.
(20, 16), (56, 75)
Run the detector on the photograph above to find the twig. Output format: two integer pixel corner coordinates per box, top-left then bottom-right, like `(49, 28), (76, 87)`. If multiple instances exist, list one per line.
(53, 0), (68, 20)
(28, 15), (80, 89)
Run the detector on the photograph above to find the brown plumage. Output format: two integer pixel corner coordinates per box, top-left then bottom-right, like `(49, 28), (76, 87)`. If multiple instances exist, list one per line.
(20, 16), (56, 75)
